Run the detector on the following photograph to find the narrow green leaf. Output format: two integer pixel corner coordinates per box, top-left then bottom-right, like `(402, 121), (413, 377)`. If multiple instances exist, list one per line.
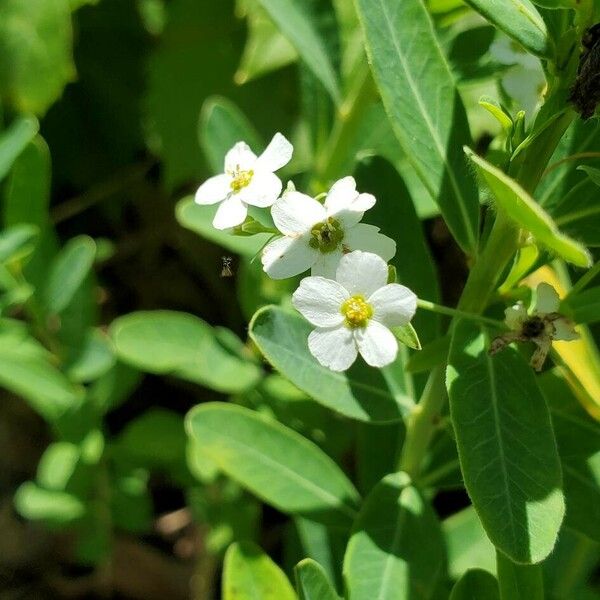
(295, 559), (340, 600)
(257, 0), (340, 103)
(577, 165), (600, 187)
(223, 541), (296, 600)
(447, 320), (565, 563)
(249, 306), (404, 423)
(391, 323), (422, 350)
(462, 0), (550, 58)
(355, 0), (479, 254)
(479, 96), (513, 134)
(343, 473), (446, 599)
(496, 552), (544, 600)
(36, 441), (80, 491)
(42, 235), (96, 315)
(186, 403), (360, 527)
(199, 96), (263, 174)
(14, 481), (85, 525)
(539, 371), (600, 543)
(110, 311), (261, 394)
(450, 569), (500, 600)
(0, 116), (39, 181)
(65, 328), (115, 383)
(465, 147), (592, 267)
(0, 224), (38, 265)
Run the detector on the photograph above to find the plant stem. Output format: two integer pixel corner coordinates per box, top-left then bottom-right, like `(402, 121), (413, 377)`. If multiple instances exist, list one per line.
(496, 551), (544, 600)
(565, 259), (600, 299)
(417, 298), (504, 329)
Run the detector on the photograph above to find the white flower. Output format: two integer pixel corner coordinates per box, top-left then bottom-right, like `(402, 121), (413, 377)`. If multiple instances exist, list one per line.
(491, 282), (579, 371)
(292, 251), (417, 372)
(195, 133), (293, 230)
(261, 176), (396, 279)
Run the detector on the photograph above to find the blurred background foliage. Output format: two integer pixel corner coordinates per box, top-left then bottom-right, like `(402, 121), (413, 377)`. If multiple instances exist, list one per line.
(0, 0), (599, 598)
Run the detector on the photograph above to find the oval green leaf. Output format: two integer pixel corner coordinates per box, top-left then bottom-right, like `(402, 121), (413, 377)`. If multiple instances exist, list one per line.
(447, 320), (565, 563)
(249, 306), (404, 423)
(294, 559), (340, 600)
(186, 403), (360, 527)
(355, 0), (479, 254)
(343, 473), (446, 599)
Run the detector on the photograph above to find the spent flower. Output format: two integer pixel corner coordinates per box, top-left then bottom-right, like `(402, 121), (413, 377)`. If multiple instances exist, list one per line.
(262, 176), (395, 279)
(195, 133), (293, 230)
(490, 282), (579, 371)
(292, 251), (417, 372)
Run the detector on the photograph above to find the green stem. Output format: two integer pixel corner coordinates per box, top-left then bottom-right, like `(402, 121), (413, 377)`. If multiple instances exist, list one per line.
(417, 298), (504, 329)
(496, 551), (544, 600)
(566, 259), (600, 299)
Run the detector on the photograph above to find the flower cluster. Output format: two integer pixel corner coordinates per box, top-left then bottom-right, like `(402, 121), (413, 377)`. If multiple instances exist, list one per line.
(195, 133), (415, 371)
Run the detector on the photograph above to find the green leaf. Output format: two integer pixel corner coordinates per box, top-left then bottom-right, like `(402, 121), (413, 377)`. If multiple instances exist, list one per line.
(447, 320), (565, 564)
(0, 0), (75, 114)
(199, 96), (263, 174)
(0, 116), (39, 181)
(496, 552), (544, 600)
(42, 235), (96, 315)
(176, 197), (272, 257)
(539, 371), (600, 543)
(577, 165), (600, 187)
(0, 319), (83, 422)
(65, 328), (116, 383)
(443, 506), (497, 580)
(186, 402), (360, 527)
(249, 306), (404, 423)
(223, 541), (296, 600)
(343, 473), (446, 599)
(110, 311), (261, 393)
(0, 224), (38, 265)
(355, 0), (479, 254)
(465, 147), (591, 267)
(406, 335), (451, 374)
(567, 286), (600, 325)
(462, 0), (550, 58)
(36, 441), (80, 491)
(14, 481), (85, 525)
(391, 323), (422, 351)
(479, 96), (513, 134)
(257, 0), (340, 104)
(294, 559), (340, 600)
(450, 569), (500, 600)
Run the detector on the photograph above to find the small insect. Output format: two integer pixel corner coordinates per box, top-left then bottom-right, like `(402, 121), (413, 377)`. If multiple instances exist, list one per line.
(221, 256), (234, 277)
(569, 23), (600, 119)
(489, 313), (565, 372)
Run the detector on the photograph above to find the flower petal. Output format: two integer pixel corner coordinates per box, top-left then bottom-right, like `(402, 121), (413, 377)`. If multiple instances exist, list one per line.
(308, 326), (358, 372)
(224, 142), (257, 173)
(355, 321), (398, 368)
(534, 282), (560, 314)
(552, 317), (579, 341)
(254, 132), (293, 172)
(261, 235), (316, 279)
(212, 196), (248, 230)
(335, 250), (388, 297)
(369, 283), (417, 327)
(311, 249), (343, 279)
(271, 191), (326, 236)
(292, 276), (348, 327)
(325, 176), (376, 227)
(194, 174), (231, 205)
(238, 171), (282, 207)
(505, 303), (527, 331)
(343, 223), (396, 261)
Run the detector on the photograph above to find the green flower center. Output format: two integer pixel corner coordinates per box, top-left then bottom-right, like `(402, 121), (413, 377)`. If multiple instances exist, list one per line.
(309, 217), (344, 253)
(230, 169), (254, 193)
(341, 295), (373, 328)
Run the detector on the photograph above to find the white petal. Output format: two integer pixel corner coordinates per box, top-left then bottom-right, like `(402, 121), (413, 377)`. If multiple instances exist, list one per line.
(224, 142), (257, 173)
(308, 326), (358, 372)
(261, 235), (316, 279)
(212, 196), (248, 230)
(292, 276), (348, 327)
(335, 250), (388, 297)
(343, 223), (396, 261)
(552, 318), (579, 341)
(271, 191), (326, 236)
(505, 303), (527, 331)
(369, 284), (417, 327)
(238, 171), (282, 207)
(194, 174), (231, 205)
(355, 321), (398, 368)
(325, 176), (376, 227)
(254, 132), (293, 172)
(311, 250), (343, 279)
(535, 282), (560, 314)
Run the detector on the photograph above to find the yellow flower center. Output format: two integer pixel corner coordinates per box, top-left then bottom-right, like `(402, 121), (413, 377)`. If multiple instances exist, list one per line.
(341, 295), (373, 328)
(230, 169), (254, 193)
